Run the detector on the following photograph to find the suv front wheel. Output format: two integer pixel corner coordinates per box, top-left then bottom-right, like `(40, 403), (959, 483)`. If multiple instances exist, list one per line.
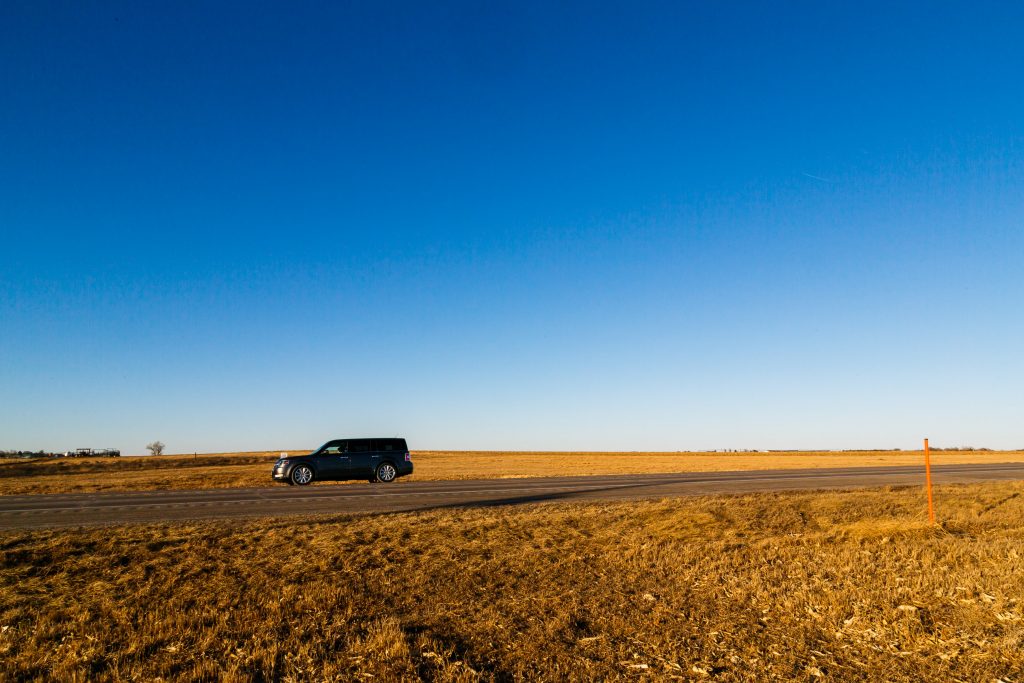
(291, 464), (315, 486)
(375, 463), (397, 483)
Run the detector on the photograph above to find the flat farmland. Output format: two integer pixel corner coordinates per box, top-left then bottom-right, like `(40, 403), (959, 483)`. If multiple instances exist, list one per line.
(2, 481), (1022, 681)
(2, 449), (1024, 495)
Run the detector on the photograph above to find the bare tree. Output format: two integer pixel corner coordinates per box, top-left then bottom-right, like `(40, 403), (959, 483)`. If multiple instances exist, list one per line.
(146, 441), (165, 456)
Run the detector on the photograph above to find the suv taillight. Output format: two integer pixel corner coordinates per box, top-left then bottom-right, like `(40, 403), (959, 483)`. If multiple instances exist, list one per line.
(404, 452), (411, 462)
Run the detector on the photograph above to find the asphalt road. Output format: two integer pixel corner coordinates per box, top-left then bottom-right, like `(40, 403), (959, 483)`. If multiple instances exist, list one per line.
(2, 462), (1024, 530)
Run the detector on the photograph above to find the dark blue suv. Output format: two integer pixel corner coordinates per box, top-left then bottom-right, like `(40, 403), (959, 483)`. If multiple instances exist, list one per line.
(272, 438), (413, 485)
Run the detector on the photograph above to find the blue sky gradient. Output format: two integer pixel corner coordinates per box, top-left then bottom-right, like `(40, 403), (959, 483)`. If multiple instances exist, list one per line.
(2, 2), (1023, 453)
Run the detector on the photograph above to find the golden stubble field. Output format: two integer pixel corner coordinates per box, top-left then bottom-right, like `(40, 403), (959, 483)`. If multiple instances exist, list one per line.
(1, 481), (1023, 681)
(1, 449), (1023, 495)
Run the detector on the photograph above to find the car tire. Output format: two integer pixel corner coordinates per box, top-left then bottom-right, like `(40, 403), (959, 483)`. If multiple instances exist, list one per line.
(375, 462), (397, 483)
(290, 464), (314, 486)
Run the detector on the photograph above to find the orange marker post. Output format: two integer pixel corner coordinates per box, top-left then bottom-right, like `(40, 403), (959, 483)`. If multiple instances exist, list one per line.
(924, 438), (935, 525)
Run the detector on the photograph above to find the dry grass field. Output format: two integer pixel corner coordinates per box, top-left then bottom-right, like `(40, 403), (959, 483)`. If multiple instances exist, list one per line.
(2, 449), (1023, 496)
(2, 481), (1023, 681)
(0, 453), (281, 496)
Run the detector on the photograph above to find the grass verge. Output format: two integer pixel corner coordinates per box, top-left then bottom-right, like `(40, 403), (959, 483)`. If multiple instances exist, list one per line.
(1, 482), (1022, 680)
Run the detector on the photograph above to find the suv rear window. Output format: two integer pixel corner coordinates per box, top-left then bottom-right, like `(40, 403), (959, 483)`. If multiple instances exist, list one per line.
(373, 439), (407, 451)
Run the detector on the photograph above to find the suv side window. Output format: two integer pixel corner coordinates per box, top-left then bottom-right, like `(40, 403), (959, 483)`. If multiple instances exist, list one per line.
(349, 439), (372, 453)
(321, 441), (346, 455)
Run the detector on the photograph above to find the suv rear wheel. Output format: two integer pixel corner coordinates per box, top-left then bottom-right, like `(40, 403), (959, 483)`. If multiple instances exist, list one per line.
(291, 464), (314, 486)
(375, 463), (397, 483)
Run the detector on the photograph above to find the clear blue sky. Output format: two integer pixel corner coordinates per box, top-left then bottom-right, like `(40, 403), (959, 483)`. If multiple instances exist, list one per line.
(2, 2), (1022, 454)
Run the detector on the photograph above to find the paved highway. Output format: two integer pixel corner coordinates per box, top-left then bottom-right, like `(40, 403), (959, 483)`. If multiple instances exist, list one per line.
(2, 462), (1023, 530)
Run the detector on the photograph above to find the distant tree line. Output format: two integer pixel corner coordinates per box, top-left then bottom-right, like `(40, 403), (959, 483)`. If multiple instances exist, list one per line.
(0, 450), (62, 459)
(0, 449), (122, 459)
